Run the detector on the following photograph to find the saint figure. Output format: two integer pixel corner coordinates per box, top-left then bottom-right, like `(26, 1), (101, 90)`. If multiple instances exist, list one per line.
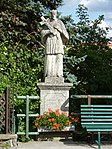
(40, 10), (69, 77)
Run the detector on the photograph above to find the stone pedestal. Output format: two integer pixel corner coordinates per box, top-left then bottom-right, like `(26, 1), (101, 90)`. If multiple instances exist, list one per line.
(37, 77), (73, 115)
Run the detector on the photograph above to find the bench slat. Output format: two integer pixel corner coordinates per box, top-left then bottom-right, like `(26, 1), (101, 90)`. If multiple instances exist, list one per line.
(81, 112), (112, 114)
(86, 129), (112, 132)
(82, 123), (112, 125)
(81, 105), (112, 107)
(82, 119), (112, 122)
(82, 126), (112, 129)
(81, 116), (112, 118)
(82, 108), (112, 112)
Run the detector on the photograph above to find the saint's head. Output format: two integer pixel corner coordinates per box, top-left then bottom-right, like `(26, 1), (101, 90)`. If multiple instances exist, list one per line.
(50, 10), (58, 20)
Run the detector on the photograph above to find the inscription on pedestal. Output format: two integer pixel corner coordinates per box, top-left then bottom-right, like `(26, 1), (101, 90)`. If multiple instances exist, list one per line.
(38, 81), (73, 115)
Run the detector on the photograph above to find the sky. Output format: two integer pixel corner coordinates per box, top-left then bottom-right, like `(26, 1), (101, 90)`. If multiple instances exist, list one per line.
(58, 0), (112, 37)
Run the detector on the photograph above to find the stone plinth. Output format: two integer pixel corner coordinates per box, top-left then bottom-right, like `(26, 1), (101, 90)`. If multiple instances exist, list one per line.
(0, 134), (17, 147)
(37, 77), (73, 115)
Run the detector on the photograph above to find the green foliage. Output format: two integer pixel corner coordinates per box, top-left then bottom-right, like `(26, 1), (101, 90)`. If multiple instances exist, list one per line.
(73, 5), (111, 95)
(0, 0), (64, 96)
(64, 4), (111, 95)
(0, 0), (45, 97)
(39, 0), (63, 9)
(0, 0), (64, 136)
(62, 5), (112, 113)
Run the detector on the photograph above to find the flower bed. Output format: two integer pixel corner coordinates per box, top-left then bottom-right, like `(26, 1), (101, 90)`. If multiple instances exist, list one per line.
(34, 108), (79, 132)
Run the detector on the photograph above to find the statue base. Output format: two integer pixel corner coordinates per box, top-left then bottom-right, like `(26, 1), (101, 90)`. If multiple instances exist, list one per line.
(37, 77), (73, 115)
(45, 77), (64, 84)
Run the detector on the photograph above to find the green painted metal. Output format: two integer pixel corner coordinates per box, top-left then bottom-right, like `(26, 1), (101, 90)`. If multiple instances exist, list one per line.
(26, 95), (29, 142)
(16, 95), (39, 142)
(81, 105), (112, 107)
(17, 132), (39, 135)
(74, 95), (112, 99)
(28, 132), (39, 135)
(81, 108), (112, 111)
(17, 95), (39, 99)
(17, 114), (26, 117)
(82, 119), (112, 121)
(13, 116), (16, 134)
(74, 95), (112, 105)
(81, 105), (112, 149)
(84, 129), (112, 132)
(82, 116), (112, 118)
(96, 132), (101, 149)
(81, 112), (112, 114)
(82, 125), (112, 129)
(17, 132), (26, 135)
(17, 114), (39, 117)
(98, 132), (101, 149)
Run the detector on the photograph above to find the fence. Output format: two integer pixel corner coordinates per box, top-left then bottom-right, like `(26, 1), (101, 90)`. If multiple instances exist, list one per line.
(16, 95), (39, 142)
(0, 87), (14, 134)
(74, 95), (112, 105)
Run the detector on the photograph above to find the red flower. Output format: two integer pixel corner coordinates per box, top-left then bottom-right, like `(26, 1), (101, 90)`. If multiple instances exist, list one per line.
(51, 118), (55, 122)
(71, 112), (74, 115)
(71, 117), (74, 120)
(46, 113), (50, 116)
(53, 123), (59, 129)
(48, 108), (52, 113)
(74, 117), (79, 122)
(36, 117), (40, 120)
(61, 111), (67, 116)
(52, 126), (56, 129)
(43, 122), (46, 125)
(48, 118), (52, 122)
(55, 109), (60, 112)
(66, 120), (70, 124)
(55, 109), (60, 116)
(35, 122), (38, 127)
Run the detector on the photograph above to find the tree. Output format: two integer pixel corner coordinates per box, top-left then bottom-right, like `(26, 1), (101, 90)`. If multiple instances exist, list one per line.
(62, 5), (112, 112)
(0, 0), (64, 96)
(64, 4), (111, 94)
(0, 1), (64, 134)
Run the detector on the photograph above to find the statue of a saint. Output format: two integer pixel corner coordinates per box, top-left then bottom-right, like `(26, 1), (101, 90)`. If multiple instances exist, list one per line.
(40, 10), (69, 77)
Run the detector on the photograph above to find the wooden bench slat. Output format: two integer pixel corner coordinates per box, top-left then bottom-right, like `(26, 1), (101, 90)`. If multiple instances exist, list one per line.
(82, 123), (112, 125)
(81, 112), (112, 114)
(81, 105), (112, 107)
(86, 127), (112, 130)
(82, 125), (112, 129)
(86, 129), (112, 132)
(82, 122), (112, 124)
(82, 108), (112, 112)
(82, 119), (112, 121)
(82, 116), (112, 118)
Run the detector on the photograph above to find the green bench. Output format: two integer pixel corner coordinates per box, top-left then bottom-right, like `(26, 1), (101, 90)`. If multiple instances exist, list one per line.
(81, 105), (112, 149)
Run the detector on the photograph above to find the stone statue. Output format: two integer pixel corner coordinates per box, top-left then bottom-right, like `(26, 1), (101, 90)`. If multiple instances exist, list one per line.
(40, 9), (69, 78)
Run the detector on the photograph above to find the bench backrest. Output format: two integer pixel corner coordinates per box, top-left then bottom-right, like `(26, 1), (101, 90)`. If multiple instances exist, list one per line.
(81, 105), (112, 132)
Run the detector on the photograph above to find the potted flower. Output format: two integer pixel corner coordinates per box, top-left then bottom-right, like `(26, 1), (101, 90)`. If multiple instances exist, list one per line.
(34, 108), (79, 132)
(69, 112), (79, 125)
(69, 112), (80, 131)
